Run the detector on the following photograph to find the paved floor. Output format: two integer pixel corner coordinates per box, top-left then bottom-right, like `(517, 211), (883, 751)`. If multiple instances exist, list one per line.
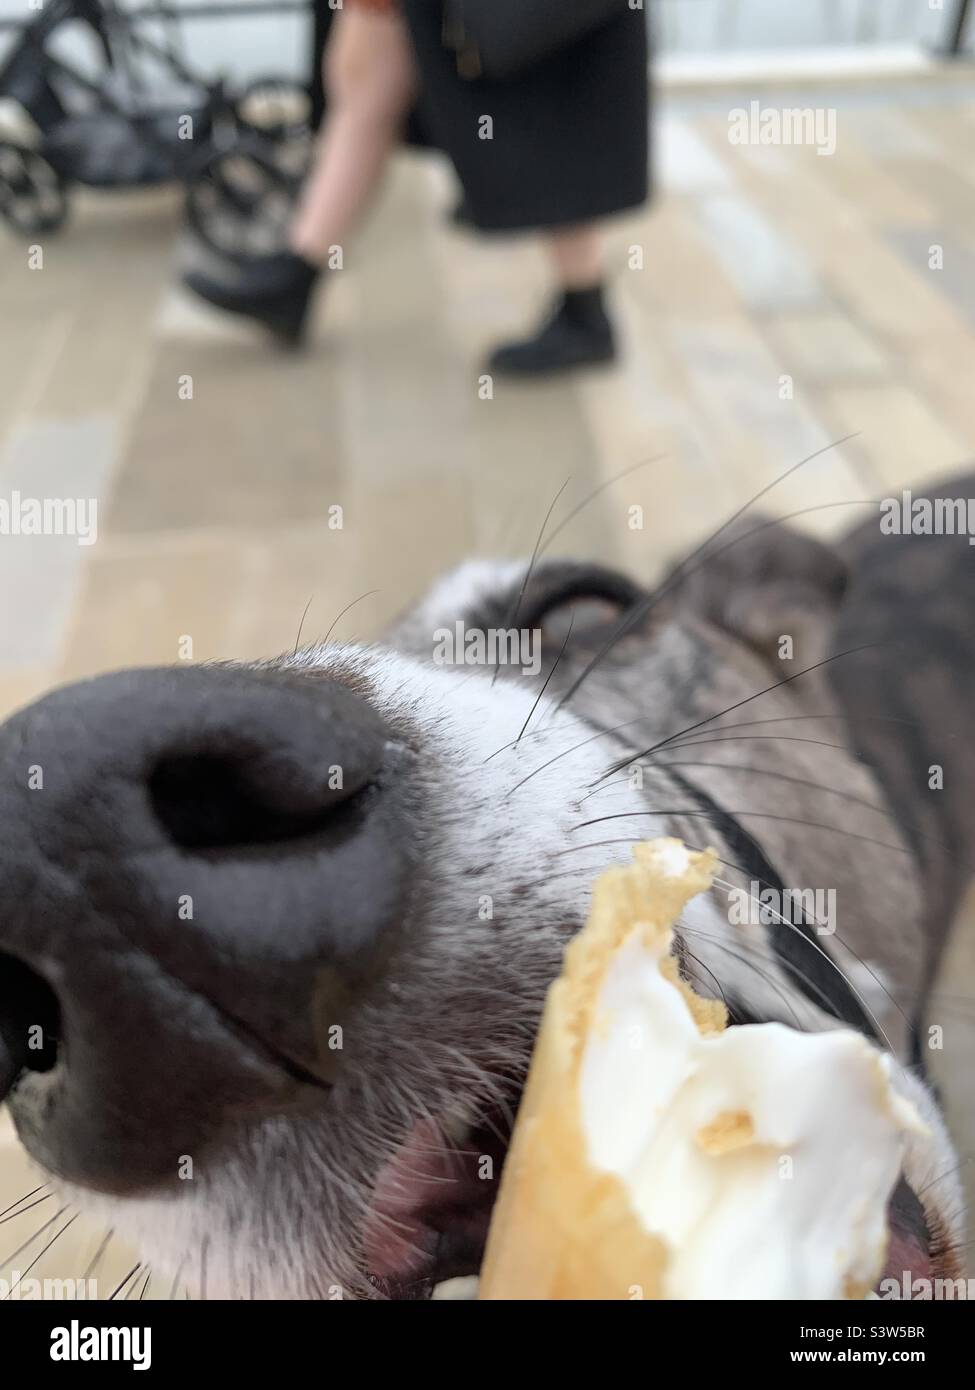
(1, 72), (973, 1293)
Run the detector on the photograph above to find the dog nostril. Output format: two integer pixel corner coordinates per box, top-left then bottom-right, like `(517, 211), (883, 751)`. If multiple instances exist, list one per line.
(0, 951), (61, 1094)
(149, 753), (348, 850)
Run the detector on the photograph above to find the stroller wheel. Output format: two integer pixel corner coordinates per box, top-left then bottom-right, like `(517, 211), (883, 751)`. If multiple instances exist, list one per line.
(233, 78), (312, 143)
(0, 144), (69, 236)
(185, 138), (303, 262)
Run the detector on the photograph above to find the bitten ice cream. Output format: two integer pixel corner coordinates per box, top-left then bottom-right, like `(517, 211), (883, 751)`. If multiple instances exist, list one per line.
(480, 839), (924, 1300)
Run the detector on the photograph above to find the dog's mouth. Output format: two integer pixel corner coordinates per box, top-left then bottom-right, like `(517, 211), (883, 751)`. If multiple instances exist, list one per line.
(361, 1079), (942, 1301)
(363, 1101), (518, 1300)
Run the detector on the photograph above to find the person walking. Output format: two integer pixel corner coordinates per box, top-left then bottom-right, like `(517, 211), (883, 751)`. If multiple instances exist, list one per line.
(183, 1), (650, 375)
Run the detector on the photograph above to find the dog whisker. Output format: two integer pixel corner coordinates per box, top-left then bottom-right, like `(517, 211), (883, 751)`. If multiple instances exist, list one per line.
(0, 1183), (48, 1223)
(512, 612), (575, 746)
(168, 1256), (187, 1301)
(553, 435), (859, 713)
(81, 1227), (114, 1283)
(570, 807), (910, 860)
(108, 1262), (142, 1301)
(652, 497), (879, 597)
(0, 1203), (71, 1270)
(292, 593), (315, 656)
(916, 1154), (975, 1199)
(492, 476), (573, 687)
(694, 844), (911, 1034)
(678, 924), (806, 1029)
(675, 900), (890, 1034)
(676, 942), (732, 1011)
(703, 849), (912, 1043)
(583, 759), (894, 819)
(666, 710), (963, 743)
(1, 1210), (78, 1300)
(320, 589), (381, 651)
(596, 643), (882, 785)
(511, 862), (614, 895)
(505, 715), (648, 794)
(545, 832), (901, 1053)
(0, 1191), (52, 1227)
(717, 871), (900, 1055)
(679, 902), (904, 1037)
(655, 732), (849, 754)
(536, 452), (668, 562)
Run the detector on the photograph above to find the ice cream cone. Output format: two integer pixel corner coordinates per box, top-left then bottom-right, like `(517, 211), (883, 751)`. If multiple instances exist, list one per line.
(480, 839), (720, 1299)
(479, 838), (923, 1301)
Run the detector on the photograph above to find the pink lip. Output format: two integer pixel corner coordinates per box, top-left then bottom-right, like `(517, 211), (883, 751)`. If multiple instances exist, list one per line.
(362, 1111), (509, 1295)
(362, 1119), (450, 1282)
(880, 1227), (932, 1290)
(877, 1175), (933, 1294)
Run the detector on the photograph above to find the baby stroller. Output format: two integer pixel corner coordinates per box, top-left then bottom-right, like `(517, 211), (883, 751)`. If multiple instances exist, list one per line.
(0, 0), (312, 258)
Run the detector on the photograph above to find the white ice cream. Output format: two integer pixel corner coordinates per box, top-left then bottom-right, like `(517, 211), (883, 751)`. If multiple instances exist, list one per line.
(579, 866), (925, 1300)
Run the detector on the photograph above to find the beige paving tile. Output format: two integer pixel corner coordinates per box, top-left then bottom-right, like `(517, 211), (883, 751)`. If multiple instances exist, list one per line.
(905, 105), (975, 198)
(0, 417), (120, 668)
(821, 383), (969, 491)
(842, 106), (943, 161)
(908, 331), (975, 447)
(884, 153), (975, 231)
(0, 306), (73, 445)
(764, 308), (890, 381)
(34, 298), (160, 420)
(804, 124), (939, 226)
(105, 342), (347, 534)
(57, 533), (258, 679)
(690, 189), (824, 311)
(0, 189), (180, 315)
(574, 320), (713, 581)
(733, 155), (969, 349)
(884, 227), (975, 329)
(0, 668), (57, 721)
(236, 502), (473, 656)
(662, 311), (868, 531)
(613, 196), (744, 318)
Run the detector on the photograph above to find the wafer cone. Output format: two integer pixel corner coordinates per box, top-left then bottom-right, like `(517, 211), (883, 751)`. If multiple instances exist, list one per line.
(479, 839), (721, 1300)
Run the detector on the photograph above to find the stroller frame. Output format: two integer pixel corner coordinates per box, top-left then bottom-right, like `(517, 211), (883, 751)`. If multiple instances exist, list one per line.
(0, 0), (313, 248)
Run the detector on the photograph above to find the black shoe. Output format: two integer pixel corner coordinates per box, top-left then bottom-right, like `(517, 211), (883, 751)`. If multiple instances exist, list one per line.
(488, 286), (616, 378)
(183, 251), (320, 347)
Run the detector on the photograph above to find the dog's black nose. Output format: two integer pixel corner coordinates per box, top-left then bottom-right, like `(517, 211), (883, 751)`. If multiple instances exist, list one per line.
(0, 665), (413, 1191)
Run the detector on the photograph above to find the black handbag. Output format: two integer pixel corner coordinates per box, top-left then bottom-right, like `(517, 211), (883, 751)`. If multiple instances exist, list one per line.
(442, 0), (635, 80)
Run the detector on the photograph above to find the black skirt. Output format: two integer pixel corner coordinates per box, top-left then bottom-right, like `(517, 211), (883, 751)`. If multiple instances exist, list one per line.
(399, 1), (651, 233)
